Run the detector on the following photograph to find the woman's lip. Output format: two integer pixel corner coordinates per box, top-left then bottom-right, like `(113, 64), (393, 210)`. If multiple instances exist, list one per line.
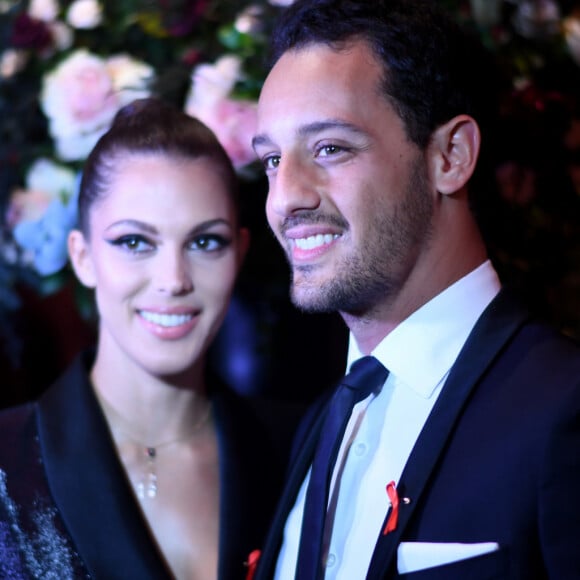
(137, 309), (200, 340)
(137, 306), (199, 316)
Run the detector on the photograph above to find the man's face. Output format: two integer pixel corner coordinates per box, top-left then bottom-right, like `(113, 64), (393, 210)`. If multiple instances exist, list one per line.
(253, 40), (434, 317)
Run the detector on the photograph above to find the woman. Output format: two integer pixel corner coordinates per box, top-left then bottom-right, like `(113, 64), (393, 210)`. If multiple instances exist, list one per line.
(0, 98), (294, 579)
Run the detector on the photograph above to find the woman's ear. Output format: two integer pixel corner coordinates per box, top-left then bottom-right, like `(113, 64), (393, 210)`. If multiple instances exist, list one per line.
(428, 114), (481, 195)
(68, 229), (97, 288)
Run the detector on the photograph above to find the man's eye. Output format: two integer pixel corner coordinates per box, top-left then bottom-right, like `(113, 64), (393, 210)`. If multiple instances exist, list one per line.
(317, 144), (342, 157)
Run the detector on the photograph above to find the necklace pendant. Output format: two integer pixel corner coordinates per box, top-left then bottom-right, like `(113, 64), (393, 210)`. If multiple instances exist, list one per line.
(146, 471), (158, 498)
(136, 446), (159, 500)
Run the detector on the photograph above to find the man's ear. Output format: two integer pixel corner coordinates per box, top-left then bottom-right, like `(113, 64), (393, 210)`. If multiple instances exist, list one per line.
(429, 114), (480, 195)
(68, 229), (97, 288)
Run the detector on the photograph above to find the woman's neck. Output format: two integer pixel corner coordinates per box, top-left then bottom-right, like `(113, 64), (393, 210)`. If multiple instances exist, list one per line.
(90, 348), (210, 448)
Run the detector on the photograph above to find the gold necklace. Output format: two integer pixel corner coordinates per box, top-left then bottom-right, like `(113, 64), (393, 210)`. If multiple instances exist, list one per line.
(97, 394), (211, 500)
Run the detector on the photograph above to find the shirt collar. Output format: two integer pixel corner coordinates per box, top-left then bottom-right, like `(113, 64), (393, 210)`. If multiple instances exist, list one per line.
(347, 261), (501, 399)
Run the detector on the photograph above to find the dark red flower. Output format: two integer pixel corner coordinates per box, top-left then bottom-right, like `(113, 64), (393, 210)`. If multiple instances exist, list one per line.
(159, 0), (209, 37)
(10, 13), (53, 51)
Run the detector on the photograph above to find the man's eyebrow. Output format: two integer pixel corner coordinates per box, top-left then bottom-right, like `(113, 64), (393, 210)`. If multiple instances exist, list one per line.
(252, 119), (365, 150)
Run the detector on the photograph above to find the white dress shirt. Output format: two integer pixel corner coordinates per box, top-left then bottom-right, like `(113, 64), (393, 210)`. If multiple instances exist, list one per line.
(274, 261), (501, 579)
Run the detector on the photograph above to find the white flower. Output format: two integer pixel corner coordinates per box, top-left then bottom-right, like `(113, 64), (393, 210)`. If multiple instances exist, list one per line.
(268, 0), (295, 6)
(235, 5), (264, 35)
(27, 158), (76, 198)
(49, 21), (74, 51)
(0, 49), (28, 79)
(28, 0), (60, 22)
(564, 15), (580, 66)
(188, 55), (242, 109)
(106, 54), (154, 105)
(66, 0), (102, 29)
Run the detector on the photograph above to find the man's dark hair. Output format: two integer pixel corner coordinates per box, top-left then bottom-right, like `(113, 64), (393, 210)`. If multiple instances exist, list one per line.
(269, 0), (500, 212)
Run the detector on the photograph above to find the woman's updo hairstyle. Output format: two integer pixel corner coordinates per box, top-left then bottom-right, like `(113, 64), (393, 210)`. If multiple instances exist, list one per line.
(77, 97), (239, 236)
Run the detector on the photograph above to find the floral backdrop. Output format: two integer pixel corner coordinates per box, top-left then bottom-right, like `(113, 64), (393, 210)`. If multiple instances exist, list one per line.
(1, 0), (580, 383)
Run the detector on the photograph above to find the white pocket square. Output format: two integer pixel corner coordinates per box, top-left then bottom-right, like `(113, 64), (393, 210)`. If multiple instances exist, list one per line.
(397, 541), (500, 574)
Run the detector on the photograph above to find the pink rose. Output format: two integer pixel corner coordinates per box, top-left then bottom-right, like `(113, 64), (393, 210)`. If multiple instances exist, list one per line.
(185, 55), (258, 168)
(207, 98), (258, 169)
(40, 49), (153, 160)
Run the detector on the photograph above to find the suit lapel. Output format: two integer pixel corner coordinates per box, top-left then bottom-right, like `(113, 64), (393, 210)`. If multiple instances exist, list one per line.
(254, 398), (329, 580)
(367, 290), (530, 577)
(37, 351), (171, 580)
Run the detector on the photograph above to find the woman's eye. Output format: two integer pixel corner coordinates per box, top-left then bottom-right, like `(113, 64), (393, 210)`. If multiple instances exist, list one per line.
(109, 235), (153, 253)
(190, 234), (231, 252)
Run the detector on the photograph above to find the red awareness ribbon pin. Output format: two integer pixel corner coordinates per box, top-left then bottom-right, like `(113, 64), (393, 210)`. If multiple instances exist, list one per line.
(245, 549), (261, 580)
(383, 480), (399, 535)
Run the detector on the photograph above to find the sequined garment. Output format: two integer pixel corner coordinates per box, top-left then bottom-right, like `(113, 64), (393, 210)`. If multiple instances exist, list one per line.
(0, 470), (84, 579)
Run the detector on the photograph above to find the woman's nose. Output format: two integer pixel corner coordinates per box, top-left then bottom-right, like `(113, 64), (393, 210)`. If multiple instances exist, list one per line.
(156, 251), (194, 296)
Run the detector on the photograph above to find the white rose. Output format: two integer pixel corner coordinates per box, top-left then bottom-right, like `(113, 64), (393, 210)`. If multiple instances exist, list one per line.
(186, 55), (242, 113)
(27, 158), (76, 197)
(564, 15), (580, 66)
(235, 5), (264, 34)
(49, 21), (74, 51)
(106, 54), (154, 106)
(0, 49), (28, 78)
(66, 0), (102, 29)
(53, 131), (104, 163)
(28, 0), (60, 22)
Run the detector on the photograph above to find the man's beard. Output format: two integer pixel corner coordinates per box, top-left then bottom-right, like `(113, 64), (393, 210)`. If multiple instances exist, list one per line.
(290, 157), (433, 316)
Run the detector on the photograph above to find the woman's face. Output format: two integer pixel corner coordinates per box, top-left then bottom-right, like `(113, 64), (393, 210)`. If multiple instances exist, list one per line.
(69, 153), (248, 379)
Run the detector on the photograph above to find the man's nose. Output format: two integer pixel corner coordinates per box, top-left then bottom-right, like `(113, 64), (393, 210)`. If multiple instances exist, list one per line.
(267, 154), (322, 217)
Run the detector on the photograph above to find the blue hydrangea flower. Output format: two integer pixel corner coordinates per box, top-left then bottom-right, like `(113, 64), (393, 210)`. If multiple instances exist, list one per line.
(13, 180), (80, 277)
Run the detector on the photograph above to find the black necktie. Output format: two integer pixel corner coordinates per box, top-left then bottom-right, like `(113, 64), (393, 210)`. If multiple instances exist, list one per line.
(295, 356), (389, 580)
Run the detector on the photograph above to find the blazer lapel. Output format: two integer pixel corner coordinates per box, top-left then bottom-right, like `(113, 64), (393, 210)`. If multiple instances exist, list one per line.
(37, 352), (170, 580)
(367, 290), (530, 577)
(254, 399), (328, 580)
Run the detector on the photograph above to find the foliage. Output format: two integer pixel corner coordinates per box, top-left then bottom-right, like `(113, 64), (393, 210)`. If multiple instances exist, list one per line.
(1, 0), (580, 364)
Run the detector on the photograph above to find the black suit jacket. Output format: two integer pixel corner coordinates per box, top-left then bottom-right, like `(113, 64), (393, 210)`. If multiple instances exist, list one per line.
(0, 351), (296, 579)
(254, 290), (580, 579)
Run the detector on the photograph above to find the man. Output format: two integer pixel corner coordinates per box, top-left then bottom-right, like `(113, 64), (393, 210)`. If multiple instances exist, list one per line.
(250, 0), (580, 578)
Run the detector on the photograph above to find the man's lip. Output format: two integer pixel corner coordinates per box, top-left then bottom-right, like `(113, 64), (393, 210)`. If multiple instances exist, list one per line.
(282, 225), (343, 241)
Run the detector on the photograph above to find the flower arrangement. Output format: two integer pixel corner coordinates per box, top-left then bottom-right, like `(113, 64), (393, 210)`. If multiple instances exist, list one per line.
(1, 0), (580, 359)
(0, 0), (283, 295)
